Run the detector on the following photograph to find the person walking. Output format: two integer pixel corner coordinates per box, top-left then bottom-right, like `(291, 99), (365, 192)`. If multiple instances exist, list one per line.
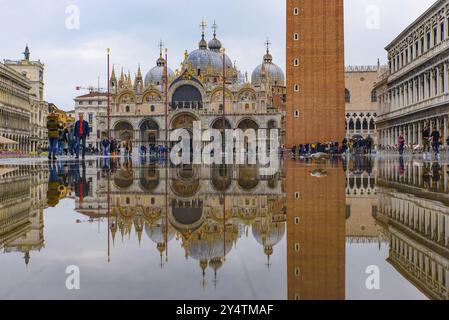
(422, 125), (430, 155)
(46, 113), (62, 161)
(398, 135), (405, 155)
(291, 145), (297, 160)
(101, 137), (110, 157)
(74, 114), (90, 159)
(67, 125), (76, 157)
(431, 128), (441, 156)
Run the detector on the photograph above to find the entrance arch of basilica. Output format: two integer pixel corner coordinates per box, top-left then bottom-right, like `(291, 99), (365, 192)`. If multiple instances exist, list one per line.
(113, 121), (134, 141)
(139, 119), (159, 147)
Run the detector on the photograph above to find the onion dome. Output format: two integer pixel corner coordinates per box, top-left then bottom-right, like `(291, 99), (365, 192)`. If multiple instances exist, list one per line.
(252, 220), (286, 250)
(208, 37), (222, 52)
(251, 41), (285, 87)
(188, 25), (233, 77)
(144, 220), (175, 244)
(144, 51), (175, 86)
(208, 21), (222, 52)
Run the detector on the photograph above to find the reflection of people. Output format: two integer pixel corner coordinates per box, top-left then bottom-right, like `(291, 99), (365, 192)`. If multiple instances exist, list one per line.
(74, 114), (90, 159)
(47, 162), (63, 207)
(69, 160), (90, 203)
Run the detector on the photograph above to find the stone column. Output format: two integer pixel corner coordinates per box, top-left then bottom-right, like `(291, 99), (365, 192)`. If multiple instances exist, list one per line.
(444, 116), (448, 149)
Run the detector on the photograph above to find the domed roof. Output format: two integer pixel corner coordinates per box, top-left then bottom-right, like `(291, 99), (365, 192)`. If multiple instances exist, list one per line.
(208, 37), (222, 52)
(188, 48), (232, 76)
(188, 31), (233, 76)
(188, 231), (233, 262)
(251, 50), (285, 87)
(144, 220), (175, 244)
(144, 54), (174, 86)
(252, 221), (285, 248)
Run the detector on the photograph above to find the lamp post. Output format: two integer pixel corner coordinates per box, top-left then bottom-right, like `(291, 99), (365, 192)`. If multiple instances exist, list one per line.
(107, 48), (111, 140)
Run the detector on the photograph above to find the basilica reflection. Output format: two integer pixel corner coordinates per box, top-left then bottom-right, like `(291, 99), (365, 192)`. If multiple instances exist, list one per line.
(1, 157), (449, 299)
(73, 159), (286, 283)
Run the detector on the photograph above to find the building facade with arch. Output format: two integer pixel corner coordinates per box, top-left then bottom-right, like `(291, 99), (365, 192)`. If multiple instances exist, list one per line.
(344, 66), (379, 145)
(375, 0), (449, 149)
(0, 62), (32, 153)
(97, 28), (285, 153)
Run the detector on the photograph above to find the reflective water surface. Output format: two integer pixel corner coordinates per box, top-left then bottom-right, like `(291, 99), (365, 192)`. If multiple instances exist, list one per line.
(0, 156), (448, 300)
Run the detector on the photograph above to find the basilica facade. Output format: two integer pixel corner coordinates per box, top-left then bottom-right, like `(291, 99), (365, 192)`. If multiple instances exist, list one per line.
(97, 27), (286, 153)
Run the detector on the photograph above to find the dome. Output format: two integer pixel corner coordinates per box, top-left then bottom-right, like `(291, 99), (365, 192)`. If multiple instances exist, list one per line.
(252, 221), (285, 248)
(144, 220), (175, 244)
(188, 48), (232, 76)
(188, 230), (233, 262)
(144, 54), (175, 86)
(208, 37), (222, 52)
(251, 51), (285, 87)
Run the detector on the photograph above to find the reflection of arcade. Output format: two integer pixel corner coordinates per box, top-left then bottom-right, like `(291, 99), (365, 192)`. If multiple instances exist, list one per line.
(100, 162), (286, 285)
(0, 165), (47, 266)
(376, 159), (449, 300)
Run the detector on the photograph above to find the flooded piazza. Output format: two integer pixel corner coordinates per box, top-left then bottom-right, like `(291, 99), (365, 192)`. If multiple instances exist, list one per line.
(0, 155), (448, 300)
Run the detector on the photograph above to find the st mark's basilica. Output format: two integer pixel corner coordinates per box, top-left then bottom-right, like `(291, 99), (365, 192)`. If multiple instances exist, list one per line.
(97, 22), (286, 153)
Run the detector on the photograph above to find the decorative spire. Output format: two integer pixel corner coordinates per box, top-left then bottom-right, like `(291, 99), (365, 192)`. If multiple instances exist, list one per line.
(157, 40), (166, 67)
(136, 64), (142, 80)
(23, 44), (30, 61)
(265, 38), (271, 54)
(127, 70), (132, 87)
(111, 65), (117, 82)
(212, 20), (218, 38)
(120, 67), (125, 81)
(158, 40), (164, 57)
(263, 38), (273, 63)
(199, 18), (208, 49)
(200, 17), (207, 38)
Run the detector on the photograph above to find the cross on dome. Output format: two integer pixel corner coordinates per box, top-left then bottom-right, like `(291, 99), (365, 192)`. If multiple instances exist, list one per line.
(265, 38), (271, 54)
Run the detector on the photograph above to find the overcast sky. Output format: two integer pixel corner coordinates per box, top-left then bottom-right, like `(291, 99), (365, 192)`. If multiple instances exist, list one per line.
(0, 0), (437, 110)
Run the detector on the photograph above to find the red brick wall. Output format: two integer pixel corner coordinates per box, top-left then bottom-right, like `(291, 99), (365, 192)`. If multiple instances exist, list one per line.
(286, 0), (345, 146)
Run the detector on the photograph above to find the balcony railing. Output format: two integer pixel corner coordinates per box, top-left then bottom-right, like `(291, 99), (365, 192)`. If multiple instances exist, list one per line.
(170, 101), (203, 110)
(389, 39), (449, 82)
(378, 92), (449, 121)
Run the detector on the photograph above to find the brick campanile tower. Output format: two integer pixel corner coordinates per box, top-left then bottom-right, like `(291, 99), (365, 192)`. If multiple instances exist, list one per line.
(286, 0), (345, 146)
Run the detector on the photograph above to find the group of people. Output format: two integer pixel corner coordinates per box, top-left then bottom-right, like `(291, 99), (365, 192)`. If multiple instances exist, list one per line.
(47, 113), (90, 161)
(342, 136), (374, 155)
(395, 126), (449, 156)
(283, 141), (342, 158)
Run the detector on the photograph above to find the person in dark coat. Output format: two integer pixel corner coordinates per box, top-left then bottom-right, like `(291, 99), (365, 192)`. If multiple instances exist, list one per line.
(74, 114), (90, 159)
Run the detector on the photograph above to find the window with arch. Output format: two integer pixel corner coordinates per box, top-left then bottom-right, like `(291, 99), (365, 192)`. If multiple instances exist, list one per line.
(356, 119), (361, 131)
(150, 105), (155, 112)
(371, 90), (377, 102)
(345, 89), (351, 103)
(125, 105), (130, 113)
(369, 119), (375, 130)
(362, 119), (369, 131)
(349, 119), (355, 130)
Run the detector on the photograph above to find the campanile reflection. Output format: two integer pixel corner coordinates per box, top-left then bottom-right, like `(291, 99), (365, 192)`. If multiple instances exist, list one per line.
(286, 159), (346, 300)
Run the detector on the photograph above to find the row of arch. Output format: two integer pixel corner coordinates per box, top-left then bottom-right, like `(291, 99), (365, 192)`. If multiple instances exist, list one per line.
(112, 114), (276, 142)
(116, 86), (259, 106)
(113, 165), (279, 195)
(345, 114), (376, 134)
